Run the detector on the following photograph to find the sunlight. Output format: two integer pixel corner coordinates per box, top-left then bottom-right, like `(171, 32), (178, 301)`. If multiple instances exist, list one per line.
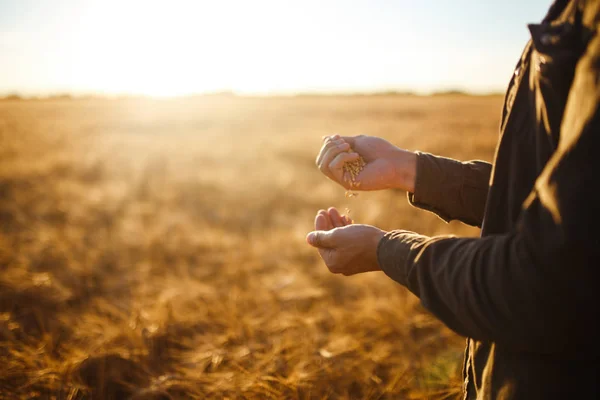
(56, 0), (427, 97)
(69, 1), (231, 96)
(0, 0), (550, 97)
(66, 0), (319, 97)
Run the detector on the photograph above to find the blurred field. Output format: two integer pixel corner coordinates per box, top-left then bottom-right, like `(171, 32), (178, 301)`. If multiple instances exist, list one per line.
(0, 94), (502, 399)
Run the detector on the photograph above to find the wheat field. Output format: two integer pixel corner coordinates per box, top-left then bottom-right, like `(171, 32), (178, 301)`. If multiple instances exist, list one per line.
(0, 94), (502, 399)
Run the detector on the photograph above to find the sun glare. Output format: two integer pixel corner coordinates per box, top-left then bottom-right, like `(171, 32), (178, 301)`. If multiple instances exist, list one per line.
(67, 1), (225, 97)
(1, 0), (547, 97)
(63, 0), (326, 97)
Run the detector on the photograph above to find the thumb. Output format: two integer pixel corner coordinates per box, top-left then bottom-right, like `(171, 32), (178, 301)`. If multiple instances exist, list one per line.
(306, 230), (335, 248)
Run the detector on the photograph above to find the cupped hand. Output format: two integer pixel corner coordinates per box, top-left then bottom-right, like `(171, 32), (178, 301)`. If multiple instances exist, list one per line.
(315, 134), (417, 192)
(306, 207), (386, 276)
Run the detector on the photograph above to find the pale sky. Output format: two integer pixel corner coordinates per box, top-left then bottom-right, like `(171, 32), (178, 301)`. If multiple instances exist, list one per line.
(0, 0), (552, 97)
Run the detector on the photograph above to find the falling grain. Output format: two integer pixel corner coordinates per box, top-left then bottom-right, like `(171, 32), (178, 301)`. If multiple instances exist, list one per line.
(343, 153), (366, 198)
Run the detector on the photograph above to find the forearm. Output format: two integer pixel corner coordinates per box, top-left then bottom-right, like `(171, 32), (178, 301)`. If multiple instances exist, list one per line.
(408, 152), (492, 227)
(377, 228), (597, 356)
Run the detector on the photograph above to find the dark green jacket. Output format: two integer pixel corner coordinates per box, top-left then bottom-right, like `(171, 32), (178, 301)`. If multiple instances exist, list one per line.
(377, 1), (599, 398)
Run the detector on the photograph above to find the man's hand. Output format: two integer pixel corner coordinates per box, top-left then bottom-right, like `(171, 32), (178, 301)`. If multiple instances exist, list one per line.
(306, 207), (386, 276)
(316, 134), (417, 192)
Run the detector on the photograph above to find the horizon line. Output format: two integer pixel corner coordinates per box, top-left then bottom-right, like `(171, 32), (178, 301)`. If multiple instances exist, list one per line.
(0, 89), (505, 100)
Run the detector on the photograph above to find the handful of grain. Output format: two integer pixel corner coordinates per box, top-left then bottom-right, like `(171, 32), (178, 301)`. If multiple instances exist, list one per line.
(343, 153), (366, 198)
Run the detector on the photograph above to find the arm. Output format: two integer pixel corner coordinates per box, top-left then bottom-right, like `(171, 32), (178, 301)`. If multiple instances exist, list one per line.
(377, 35), (600, 356)
(315, 135), (491, 227)
(409, 152), (492, 227)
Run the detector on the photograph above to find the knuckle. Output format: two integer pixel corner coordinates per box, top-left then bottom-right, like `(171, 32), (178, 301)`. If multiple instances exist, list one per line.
(312, 236), (321, 247)
(328, 143), (341, 153)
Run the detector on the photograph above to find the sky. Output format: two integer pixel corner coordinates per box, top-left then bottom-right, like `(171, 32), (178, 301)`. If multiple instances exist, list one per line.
(0, 0), (553, 97)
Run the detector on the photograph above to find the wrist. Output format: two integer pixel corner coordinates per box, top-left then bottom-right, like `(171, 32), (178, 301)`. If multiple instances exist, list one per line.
(389, 149), (417, 192)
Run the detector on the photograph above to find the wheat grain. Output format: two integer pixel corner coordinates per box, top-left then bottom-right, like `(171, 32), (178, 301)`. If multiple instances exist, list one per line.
(343, 153), (366, 198)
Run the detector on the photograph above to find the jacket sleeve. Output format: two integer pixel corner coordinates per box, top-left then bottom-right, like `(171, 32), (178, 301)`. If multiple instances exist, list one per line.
(408, 152), (492, 228)
(378, 33), (600, 357)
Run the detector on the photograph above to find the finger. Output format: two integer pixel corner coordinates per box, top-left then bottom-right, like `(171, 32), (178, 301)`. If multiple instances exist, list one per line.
(322, 134), (341, 143)
(328, 207), (344, 228)
(320, 135), (343, 149)
(319, 209), (334, 230)
(306, 230), (335, 248)
(318, 142), (351, 175)
(318, 143), (351, 174)
(316, 138), (347, 166)
(329, 151), (360, 170)
(343, 214), (353, 225)
(315, 214), (328, 231)
(328, 151), (360, 184)
(315, 209), (333, 230)
(339, 136), (357, 147)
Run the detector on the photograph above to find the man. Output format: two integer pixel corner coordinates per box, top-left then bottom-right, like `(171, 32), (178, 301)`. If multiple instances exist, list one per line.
(306, 0), (599, 398)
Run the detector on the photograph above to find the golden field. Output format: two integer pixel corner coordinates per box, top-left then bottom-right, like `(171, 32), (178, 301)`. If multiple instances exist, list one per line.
(0, 94), (502, 399)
